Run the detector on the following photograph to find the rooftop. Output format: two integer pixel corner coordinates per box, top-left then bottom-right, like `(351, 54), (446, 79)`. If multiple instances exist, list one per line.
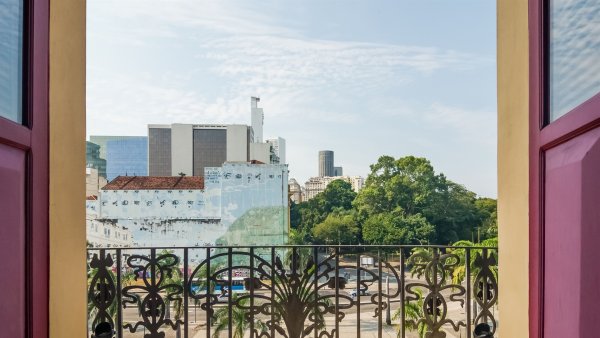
(102, 176), (205, 190)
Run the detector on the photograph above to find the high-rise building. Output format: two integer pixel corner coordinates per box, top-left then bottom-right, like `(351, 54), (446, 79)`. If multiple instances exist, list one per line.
(90, 136), (149, 180)
(267, 137), (286, 164)
(86, 141), (107, 178)
(104, 137), (148, 180)
(148, 124), (252, 176)
(318, 150), (334, 177)
(251, 97), (264, 143)
(334, 166), (343, 177)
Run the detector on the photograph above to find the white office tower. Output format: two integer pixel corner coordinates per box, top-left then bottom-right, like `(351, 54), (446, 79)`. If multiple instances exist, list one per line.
(251, 97), (264, 143)
(267, 137), (286, 164)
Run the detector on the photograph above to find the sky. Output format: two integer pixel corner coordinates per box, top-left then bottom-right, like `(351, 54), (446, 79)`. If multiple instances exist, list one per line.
(87, 0), (497, 197)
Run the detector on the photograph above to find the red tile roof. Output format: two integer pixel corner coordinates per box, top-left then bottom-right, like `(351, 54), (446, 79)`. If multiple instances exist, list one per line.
(102, 176), (205, 190)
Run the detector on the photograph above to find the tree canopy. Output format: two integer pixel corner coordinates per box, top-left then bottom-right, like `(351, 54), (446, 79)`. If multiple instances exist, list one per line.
(290, 156), (497, 246)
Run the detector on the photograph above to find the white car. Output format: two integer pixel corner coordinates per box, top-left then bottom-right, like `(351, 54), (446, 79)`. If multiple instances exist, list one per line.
(350, 287), (370, 298)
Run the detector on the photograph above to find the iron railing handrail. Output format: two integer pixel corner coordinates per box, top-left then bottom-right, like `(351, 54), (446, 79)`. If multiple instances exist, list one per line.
(87, 244), (498, 338)
(87, 244), (498, 250)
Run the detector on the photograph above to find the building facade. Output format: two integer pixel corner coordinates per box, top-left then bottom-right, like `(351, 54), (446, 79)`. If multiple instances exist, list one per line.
(318, 150), (334, 177)
(304, 175), (364, 201)
(148, 123), (252, 176)
(334, 166), (343, 176)
(92, 163), (289, 247)
(85, 167), (107, 197)
(86, 196), (132, 248)
(105, 137), (148, 180)
(267, 137), (286, 164)
(288, 178), (304, 203)
(86, 141), (107, 178)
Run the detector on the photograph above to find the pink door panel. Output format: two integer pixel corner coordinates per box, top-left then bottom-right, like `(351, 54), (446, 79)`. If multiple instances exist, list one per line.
(0, 143), (26, 338)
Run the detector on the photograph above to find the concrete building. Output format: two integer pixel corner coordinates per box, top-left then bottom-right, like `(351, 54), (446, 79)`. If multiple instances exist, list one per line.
(148, 123), (252, 176)
(86, 167), (108, 197)
(334, 166), (343, 176)
(304, 175), (364, 201)
(94, 163), (289, 247)
(250, 142), (271, 164)
(86, 196), (132, 248)
(288, 178), (304, 203)
(251, 97), (264, 143)
(86, 141), (107, 178)
(267, 137), (286, 164)
(319, 150), (334, 177)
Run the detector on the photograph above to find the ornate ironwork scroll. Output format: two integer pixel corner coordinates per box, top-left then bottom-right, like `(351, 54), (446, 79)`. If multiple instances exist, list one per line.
(88, 250), (117, 334)
(122, 250), (184, 338)
(473, 249), (498, 335)
(405, 249), (466, 337)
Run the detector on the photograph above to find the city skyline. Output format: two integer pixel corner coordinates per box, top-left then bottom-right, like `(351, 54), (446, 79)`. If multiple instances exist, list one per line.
(87, 0), (497, 197)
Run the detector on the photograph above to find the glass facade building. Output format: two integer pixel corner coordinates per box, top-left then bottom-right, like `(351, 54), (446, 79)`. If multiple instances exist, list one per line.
(106, 137), (148, 180)
(192, 129), (227, 176)
(148, 128), (172, 176)
(86, 141), (107, 178)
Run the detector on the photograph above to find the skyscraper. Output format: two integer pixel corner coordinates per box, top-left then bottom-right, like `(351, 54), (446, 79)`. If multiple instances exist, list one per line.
(319, 150), (334, 177)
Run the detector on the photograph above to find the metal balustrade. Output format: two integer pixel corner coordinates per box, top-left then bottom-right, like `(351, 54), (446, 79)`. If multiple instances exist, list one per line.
(87, 245), (498, 338)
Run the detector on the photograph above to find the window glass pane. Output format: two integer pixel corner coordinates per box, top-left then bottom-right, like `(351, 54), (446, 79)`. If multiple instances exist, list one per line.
(0, 0), (24, 123)
(549, 0), (600, 122)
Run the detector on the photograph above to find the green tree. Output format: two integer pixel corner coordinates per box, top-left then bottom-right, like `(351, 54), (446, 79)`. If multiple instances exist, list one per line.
(474, 198), (498, 239)
(354, 156), (483, 244)
(290, 179), (357, 243)
(312, 212), (360, 244)
(362, 210), (434, 245)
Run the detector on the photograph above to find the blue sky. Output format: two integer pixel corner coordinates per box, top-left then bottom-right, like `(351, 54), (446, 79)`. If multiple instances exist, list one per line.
(87, 0), (497, 197)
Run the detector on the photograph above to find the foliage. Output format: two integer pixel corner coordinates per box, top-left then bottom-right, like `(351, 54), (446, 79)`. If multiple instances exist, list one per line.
(448, 238), (499, 285)
(354, 156), (488, 245)
(474, 198), (498, 239)
(211, 294), (267, 338)
(393, 289), (427, 338)
(312, 211), (360, 244)
(290, 179), (357, 243)
(362, 210), (434, 245)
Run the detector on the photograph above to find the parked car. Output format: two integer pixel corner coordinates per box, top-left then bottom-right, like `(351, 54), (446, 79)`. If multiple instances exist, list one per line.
(350, 287), (370, 298)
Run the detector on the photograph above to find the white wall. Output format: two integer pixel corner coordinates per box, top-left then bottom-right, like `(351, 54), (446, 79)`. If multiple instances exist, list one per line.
(226, 125), (249, 162)
(171, 124), (194, 176)
(250, 143), (271, 163)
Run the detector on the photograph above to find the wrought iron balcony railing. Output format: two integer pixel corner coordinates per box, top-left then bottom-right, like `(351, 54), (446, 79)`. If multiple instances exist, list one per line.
(87, 245), (498, 338)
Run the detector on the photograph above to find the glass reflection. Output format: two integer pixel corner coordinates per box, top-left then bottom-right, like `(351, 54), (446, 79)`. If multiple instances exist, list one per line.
(549, 0), (600, 122)
(0, 0), (24, 123)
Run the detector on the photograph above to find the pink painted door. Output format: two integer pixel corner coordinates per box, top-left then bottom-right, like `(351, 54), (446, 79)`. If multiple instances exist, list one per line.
(530, 1), (600, 337)
(0, 0), (49, 337)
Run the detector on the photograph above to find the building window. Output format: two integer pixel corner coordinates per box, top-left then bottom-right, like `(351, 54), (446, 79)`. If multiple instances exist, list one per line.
(548, 0), (600, 122)
(0, 0), (24, 123)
